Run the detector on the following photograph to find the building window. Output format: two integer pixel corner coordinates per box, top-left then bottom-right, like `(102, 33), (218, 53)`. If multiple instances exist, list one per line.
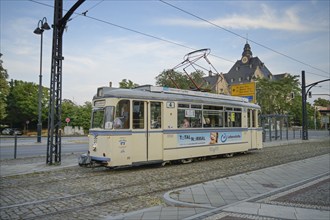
(231, 78), (235, 82)
(247, 76), (250, 80)
(239, 77), (242, 82)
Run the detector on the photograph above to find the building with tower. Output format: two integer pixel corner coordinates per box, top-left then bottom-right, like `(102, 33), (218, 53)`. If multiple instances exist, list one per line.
(204, 41), (274, 96)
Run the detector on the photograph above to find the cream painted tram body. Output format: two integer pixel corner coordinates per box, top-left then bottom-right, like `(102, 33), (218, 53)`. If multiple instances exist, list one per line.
(84, 85), (262, 167)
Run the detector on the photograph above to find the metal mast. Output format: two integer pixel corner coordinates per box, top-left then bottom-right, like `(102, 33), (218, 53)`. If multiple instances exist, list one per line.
(47, 0), (85, 164)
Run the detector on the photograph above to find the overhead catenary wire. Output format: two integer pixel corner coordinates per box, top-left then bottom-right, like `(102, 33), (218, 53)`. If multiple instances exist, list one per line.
(69, 0), (105, 21)
(159, 0), (330, 78)
(29, 0), (234, 64)
(29, 0), (329, 78)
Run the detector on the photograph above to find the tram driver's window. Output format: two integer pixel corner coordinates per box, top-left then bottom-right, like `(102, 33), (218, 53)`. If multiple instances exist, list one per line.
(151, 102), (162, 129)
(114, 100), (130, 129)
(133, 101), (145, 129)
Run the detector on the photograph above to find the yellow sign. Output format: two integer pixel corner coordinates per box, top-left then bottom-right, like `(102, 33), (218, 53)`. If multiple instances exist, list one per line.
(231, 82), (256, 103)
(231, 112), (235, 121)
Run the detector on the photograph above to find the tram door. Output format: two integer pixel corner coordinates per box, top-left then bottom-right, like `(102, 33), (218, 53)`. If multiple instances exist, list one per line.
(249, 109), (257, 149)
(132, 101), (162, 163)
(147, 102), (163, 161)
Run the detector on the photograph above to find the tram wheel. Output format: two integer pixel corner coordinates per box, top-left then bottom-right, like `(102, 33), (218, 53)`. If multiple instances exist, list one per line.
(224, 153), (234, 158)
(181, 158), (193, 164)
(161, 161), (170, 166)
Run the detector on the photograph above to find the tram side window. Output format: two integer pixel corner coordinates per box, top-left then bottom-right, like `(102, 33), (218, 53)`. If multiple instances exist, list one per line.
(192, 110), (202, 128)
(150, 102), (162, 129)
(177, 108), (202, 128)
(114, 100), (130, 129)
(133, 101), (144, 129)
(225, 110), (242, 127)
(248, 109), (257, 128)
(233, 112), (242, 127)
(252, 109), (256, 127)
(203, 110), (223, 127)
(178, 109), (188, 128)
(248, 109), (252, 127)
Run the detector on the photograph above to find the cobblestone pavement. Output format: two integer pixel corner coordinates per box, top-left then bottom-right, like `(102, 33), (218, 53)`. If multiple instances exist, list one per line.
(0, 139), (329, 219)
(203, 174), (330, 220)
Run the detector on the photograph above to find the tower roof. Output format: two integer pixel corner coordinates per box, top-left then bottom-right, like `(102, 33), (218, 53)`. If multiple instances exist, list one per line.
(242, 41), (253, 58)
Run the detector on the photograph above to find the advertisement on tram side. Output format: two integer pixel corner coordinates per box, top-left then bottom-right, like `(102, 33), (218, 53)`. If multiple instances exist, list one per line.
(177, 131), (242, 147)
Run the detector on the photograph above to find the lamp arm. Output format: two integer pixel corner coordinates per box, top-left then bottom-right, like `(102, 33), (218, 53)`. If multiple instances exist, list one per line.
(58, 0), (85, 32)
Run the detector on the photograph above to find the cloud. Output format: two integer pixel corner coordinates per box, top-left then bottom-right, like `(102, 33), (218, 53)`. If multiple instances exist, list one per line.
(160, 4), (328, 32)
(60, 36), (192, 104)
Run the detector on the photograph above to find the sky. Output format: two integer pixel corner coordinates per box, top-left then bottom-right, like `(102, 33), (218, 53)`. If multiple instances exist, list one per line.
(1, 0), (329, 105)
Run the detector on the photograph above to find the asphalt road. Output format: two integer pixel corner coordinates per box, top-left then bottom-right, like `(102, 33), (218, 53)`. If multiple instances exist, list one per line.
(0, 136), (88, 160)
(0, 130), (328, 160)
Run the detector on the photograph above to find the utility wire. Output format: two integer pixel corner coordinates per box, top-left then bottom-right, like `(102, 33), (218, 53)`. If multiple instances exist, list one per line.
(29, 0), (328, 77)
(159, 0), (330, 78)
(69, 0), (105, 21)
(85, 14), (234, 63)
(29, 0), (234, 64)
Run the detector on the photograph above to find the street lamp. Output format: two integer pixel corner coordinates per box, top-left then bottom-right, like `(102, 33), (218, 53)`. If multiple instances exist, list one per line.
(34, 17), (50, 143)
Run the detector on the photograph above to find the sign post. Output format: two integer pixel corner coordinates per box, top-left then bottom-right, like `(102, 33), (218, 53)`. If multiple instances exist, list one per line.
(65, 117), (70, 126)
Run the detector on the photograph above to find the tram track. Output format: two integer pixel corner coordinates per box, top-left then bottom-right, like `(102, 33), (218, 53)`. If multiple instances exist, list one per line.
(1, 140), (329, 219)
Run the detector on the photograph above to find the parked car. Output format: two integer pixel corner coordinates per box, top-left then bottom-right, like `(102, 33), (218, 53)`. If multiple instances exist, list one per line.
(1, 128), (23, 135)
(9, 128), (23, 135)
(1, 128), (12, 135)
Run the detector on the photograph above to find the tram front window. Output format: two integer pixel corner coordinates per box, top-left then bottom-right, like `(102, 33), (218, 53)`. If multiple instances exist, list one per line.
(91, 106), (114, 129)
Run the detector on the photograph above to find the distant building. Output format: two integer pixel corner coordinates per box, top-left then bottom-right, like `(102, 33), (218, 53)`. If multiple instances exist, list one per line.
(204, 41), (288, 95)
(317, 106), (330, 129)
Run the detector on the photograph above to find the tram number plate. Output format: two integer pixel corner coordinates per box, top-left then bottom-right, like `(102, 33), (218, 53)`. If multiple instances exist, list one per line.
(166, 102), (175, 108)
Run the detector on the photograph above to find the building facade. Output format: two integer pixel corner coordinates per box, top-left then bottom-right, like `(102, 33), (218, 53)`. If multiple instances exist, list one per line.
(204, 42), (274, 95)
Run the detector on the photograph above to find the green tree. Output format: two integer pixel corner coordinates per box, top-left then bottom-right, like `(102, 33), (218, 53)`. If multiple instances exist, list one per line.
(257, 75), (302, 125)
(155, 69), (209, 90)
(61, 99), (92, 132)
(312, 98), (330, 129)
(5, 80), (48, 129)
(314, 98), (330, 107)
(119, 79), (139, 88)
(62, 99), (77, 126)
(78, 101), (92, 132)
(0, 56), (9, 122)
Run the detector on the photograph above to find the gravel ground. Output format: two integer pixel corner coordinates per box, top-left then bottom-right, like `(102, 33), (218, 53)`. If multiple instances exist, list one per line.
(0, 139), (329, 220)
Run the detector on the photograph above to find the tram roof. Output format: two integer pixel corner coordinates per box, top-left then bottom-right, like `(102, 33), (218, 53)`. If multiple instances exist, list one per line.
(94, 85), (260, 109)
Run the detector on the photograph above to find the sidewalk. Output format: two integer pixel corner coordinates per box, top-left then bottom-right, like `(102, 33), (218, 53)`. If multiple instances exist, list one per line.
(0, 154), (79, 177)
(105, 154), (329, 220)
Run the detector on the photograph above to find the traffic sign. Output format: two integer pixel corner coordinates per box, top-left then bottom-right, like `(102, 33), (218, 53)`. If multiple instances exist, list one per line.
(231, 82), (256, 103)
